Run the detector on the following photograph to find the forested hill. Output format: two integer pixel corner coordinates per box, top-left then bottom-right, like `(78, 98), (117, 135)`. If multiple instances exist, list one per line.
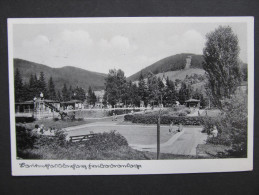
(14, 59), (107, 90)
(127, 53), (204, 81)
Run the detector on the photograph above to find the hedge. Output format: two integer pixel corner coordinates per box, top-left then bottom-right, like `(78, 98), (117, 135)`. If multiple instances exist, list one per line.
(124, 114), (209, 125)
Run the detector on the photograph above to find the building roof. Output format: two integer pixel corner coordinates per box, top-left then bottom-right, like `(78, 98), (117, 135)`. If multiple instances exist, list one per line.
(185, 98), (200, 103)
(15, 101), (34, 105)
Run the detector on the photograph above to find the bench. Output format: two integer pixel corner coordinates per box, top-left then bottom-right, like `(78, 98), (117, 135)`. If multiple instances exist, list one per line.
(69, 133), (97, 142)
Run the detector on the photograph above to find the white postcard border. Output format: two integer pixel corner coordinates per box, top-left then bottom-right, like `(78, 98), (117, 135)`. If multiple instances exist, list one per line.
(8, 17), (254, 176)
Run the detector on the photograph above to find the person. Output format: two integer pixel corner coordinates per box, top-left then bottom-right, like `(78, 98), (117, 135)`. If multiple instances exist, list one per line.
(169, 121), (174, 133)
(112, 112), (115, 121)
(115, 114), (117, 121)
(211, 125), (218, 137)
(178, 123), (183, 132)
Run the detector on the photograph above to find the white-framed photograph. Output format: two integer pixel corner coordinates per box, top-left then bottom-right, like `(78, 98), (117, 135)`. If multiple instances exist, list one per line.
(8, 17), (254, 176)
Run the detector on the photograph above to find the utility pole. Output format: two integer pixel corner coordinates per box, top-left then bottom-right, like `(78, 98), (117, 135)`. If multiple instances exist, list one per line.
(157, 108), (161, 160)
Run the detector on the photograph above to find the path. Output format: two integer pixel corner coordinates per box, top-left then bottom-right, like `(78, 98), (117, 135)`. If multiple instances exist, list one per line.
(130, 127), (207, 155)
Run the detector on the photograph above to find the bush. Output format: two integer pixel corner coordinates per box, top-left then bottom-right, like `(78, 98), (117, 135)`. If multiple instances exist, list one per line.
(124, 114), (207, 125)
(124, 114), (134, 121)
(34, 129), (68, 148)
(202, 116), (223, 134)
(203, 94), (248, 158)
(16, 125), (38, 150)
(16, 117), (35, 123)
(84, 131), (128, 151)
(178, 112), (187, 117)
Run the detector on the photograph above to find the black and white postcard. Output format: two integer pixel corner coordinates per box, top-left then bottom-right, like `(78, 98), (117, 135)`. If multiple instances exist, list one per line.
(8, 17), (254, 176)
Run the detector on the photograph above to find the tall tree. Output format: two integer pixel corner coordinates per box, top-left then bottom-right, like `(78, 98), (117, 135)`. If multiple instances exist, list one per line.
(14, 68), (24, 102)
(68, 85), (73, 100)
(126, 80), (139, 106)
(203, 25), (242, 107)
(164, 77), (176, 106)
(62, 83), (69, 101)
(157, 77), (166, 105)
(48, 77), (56, 100)
(38, 72), (48, 98)
(74, 86), (86, 102)
(138, 72), (148, 106)
(57, 90), (62, 102)
(147, 72), (160, 105)
(87, 86), (96, 105)
(104, 69), (127, 106)
(178, 82), (192, 104)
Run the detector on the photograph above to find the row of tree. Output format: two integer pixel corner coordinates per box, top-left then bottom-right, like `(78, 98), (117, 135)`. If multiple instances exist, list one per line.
(103, 69), (206, 107)
(14, 69), (97, 104)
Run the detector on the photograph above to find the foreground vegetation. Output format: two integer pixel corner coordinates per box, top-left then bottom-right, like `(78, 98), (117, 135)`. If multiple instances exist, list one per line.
(201, 93), (248, 158)
(16, 125), (203, 160)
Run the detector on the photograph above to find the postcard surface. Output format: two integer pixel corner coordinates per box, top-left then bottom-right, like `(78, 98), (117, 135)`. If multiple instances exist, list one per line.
(8, 17), (254, 176)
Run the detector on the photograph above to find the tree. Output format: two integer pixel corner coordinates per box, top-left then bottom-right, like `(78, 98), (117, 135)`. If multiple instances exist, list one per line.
(147, 72), (160, 105)
(62, 83), (69, 101)
(164, 77), (176, 106)
(48, 77), (56, 100)
(57, 90), (62, 101)
(68, 85), (73, 100)
(138, 72), (148, 106)
(203, 26), (242, 107)
(126, 81), (139, 106)
(104, 69), (127, 106)
(74, 87), (86, 102)
(38, 72), (48, 98)
(178, 82), (192, 104)
(14, 68), (24, 102)
(87, 86), (96, 105)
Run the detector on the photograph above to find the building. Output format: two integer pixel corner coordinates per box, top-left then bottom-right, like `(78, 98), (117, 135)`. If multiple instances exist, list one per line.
(15, 99), (61, 119)
(185, 98), (200, 108)
(60, 100), (83, 110)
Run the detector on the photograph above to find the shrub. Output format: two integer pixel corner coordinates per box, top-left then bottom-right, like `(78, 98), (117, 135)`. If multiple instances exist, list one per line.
(202, 116), (222, 134)
(124, 114), (134, 121)
(16, 117), (35, 123)
(124, 114), (207, 125)
(16, 125), (38, 150)
(178, 112), (187, 117)
(203, 94), (248, 158)
(84, 131), (128, 151)
(53, 117), (59, 121)
(34, 129), (68, 148)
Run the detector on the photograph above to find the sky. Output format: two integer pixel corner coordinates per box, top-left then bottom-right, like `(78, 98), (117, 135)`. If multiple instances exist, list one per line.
(13, 21), (248, 77)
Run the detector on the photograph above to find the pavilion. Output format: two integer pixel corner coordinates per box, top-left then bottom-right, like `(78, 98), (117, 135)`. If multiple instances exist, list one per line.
(185, 98), (200, 108)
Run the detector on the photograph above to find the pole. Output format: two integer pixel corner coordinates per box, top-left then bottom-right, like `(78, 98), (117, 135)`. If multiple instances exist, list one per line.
(157, 109), (161, 160)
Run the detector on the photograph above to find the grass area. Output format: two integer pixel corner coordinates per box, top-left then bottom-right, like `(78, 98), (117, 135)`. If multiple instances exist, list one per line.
(196, 143), (231, 158)
(17, 118), (92, 130)
(18, 145), (204, 160)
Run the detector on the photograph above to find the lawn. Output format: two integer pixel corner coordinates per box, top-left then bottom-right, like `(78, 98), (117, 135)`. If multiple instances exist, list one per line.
(18, 144), (204, 160)
(196, 143), (231, 157)
(17, 118), (92, 130)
